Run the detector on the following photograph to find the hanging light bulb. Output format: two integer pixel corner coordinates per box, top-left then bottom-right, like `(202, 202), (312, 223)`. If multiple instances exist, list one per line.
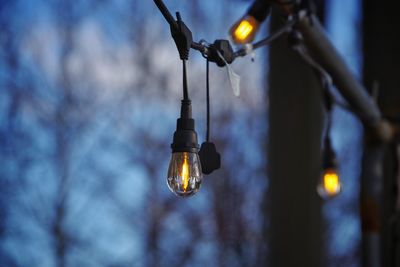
(167, 152), (202, 197)
(317, 168), (341, 198)
(230, 15), (260, 44)
(167, 99), (203, 197)
(317, 137), (341, 199)
(229, 0), (271, 44)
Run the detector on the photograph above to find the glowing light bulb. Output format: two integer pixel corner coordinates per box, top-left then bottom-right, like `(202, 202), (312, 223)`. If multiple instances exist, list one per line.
(181, 153), (189, 191)
(167, 152), (203, 197)
(317, 168), (341, 199)
(235, 20), (253, 40)
(230, 15), (260, 44)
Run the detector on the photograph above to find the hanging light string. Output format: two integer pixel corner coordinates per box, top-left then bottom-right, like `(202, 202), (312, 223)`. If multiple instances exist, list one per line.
(154, 0), (363, 121)
(154, 0), (307, 63)
(206, 59), (210, 142)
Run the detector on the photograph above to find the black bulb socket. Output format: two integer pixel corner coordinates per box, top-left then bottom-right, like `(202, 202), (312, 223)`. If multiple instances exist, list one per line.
(247, 0), (272, 23)
(322, 137), (337, 170)
(171, 100), (199, 153)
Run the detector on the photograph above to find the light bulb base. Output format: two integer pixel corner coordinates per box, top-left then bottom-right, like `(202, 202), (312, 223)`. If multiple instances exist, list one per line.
(247, 0), (271, 23)
(171, 127), (199, 153)
(171, 99), (199, 153)
(322, 136), (337, 169)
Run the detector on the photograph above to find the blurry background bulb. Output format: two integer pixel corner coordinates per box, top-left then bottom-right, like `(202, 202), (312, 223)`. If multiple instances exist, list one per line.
(317, 168), (341, 199)
(230, 15), (260, 44)
(167, 152), (203, 197)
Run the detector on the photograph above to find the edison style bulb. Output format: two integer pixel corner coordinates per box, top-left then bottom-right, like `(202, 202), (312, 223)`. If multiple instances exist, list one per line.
(317, 168), (341, 199)
(230, 15), (260, 44)
(167, 152), (203, 197)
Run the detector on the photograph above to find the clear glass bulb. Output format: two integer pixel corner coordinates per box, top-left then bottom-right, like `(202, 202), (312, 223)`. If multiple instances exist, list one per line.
(317, 168), (342, 199)
(167, 152), (203, 197)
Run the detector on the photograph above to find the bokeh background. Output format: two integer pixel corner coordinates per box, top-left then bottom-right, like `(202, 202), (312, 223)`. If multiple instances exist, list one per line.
(0, 0), (363, 266)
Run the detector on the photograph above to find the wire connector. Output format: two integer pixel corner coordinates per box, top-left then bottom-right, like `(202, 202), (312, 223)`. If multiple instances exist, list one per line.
(171, 12), (193, 60)
(208, 40), (234, 67)
(199, 142), (221, 175)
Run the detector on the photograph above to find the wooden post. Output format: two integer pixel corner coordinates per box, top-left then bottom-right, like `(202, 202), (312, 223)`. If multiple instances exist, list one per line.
(362, 0), (400, 266)
(267, 8), (324, 267)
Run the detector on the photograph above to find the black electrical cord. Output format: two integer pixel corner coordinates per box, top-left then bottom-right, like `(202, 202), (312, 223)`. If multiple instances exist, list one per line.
(198, 58), (221, 175)
(324, 89), (333, 140)
(206, 59), (210, 141)
(182, 59), (189, 100)
(293, 43), (369, 121)
(153, 0), (178, 31)
(253, 18), (297, 50)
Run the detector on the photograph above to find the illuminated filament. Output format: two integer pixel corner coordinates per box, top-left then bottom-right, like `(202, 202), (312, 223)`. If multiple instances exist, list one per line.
(181, 152), (189, 192)
(323, 171), (341, 196)
(234, 20), (254, 41)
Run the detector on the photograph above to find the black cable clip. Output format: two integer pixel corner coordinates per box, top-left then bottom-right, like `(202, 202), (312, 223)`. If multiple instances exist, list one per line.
(208, 40), (234, 67)
(199, 39), (235, 67)
(170, 12), (193, 60)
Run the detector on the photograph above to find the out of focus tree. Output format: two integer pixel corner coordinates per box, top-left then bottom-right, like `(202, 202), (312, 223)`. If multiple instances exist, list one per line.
(0, 1), (267, 267)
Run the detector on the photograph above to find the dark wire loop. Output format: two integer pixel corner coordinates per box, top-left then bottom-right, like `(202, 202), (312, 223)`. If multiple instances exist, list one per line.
(293, 42), (368, 123)
(292, 44), (335, 141)
(295, 45), (333, 136)
(253, 16), (297, 50)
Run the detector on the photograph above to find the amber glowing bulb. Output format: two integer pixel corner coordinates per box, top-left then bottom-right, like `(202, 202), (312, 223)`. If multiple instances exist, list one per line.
(317, 137), (341, 199)
(181, 153), (189, 191)
(230, 15), (260, 44)
(167, 152), (202, 197)
(317, 168), (341, 199)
